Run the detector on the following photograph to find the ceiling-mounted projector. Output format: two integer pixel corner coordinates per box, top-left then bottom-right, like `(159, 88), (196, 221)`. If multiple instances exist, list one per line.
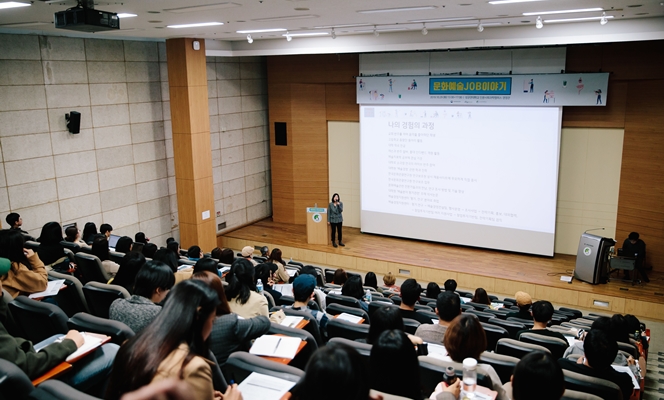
(54, 0), (119, 32)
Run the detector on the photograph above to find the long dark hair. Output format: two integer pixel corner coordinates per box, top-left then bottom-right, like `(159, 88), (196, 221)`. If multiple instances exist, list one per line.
(152, 248), (179, 273)
(267, 248), (285, 265)
(192, 271), (232, 316)
(106, 280), (220, 400)
(341, 275), (364, 300)
(82, 222), (97, 244)
(0, 229), (32, 269)
(114, 236), (133, 254)
(367, 306), (403, 344)
(471, 287), (491, 305)
(370, 330), (421, 399)
(364, 272), (378, 289)
(330, 193), (340, 203)
(91, 234), (110, 261)
(112, 252), (146, 294)
(38, 221), (63, 245)
(225, 258), (256, 305)
(133, 261), (175, 300)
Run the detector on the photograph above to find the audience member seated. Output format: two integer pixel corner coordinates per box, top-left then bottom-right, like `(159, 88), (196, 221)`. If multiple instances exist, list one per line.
(415, 291), (461, 343)
(134, 232), (149, 244)
(506, 291), (533, 320)
(99, 223), (113, 239)
(142, 243), (158, 259)
(218, 248), (235, 265)
(106, 280), (231, 400)
(0, 229), (47, 297)
(516, 300), (568, 342)
(114, 236), (133, 254)
(284, 274), (331, 331)
(382, 271), (399, 292)
(192, 271), (270, 365)
(64, 225), (89, 247)
(255, 263), (282, 303)
(259, 246), (269, 258)
(131, 242), (145, 254)
(558, 329), (634, 400)
(365, 305), (422, 346)
(166, 240), (187, 260)
(0, 280), (118, 391)
(426, 281), (441, 299)
(370, 329), (422, 399)
(267, 248), (290, 283)
(444, 314), (509, 400)
(91, 234), (120, 277)
(187, 245), (202, 261)
(398, 278), (434, 325)
(193, 258), (221, 277)
(511, 351), (565, 400)
(6, 212), (29, 235)
(241, 246), (258, 266)
(471, 287), (491, 306)
(300, 265), (326, 310)
(109, 260), (174, 333)
(82, 222), (98, 245)
(364, 272), (382, 293)
(153, 247), (186, 281)
(210, 247), (223, 260)
(443, 278), (457, 292)
(225, 258), (268, 318)
(622, 232), (648, 282)
(37, 221), (69, 271)
(342, 275), (369, 312)
(333, 268), (348, 285)
(111, 252), (146, 294)
(284, 342), (372, 400)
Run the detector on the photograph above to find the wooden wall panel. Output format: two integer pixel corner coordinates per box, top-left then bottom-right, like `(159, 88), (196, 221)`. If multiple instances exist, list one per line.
(561, 81), (627, 128)
(268, 83), (294, 224)
(267, 54), (358, 84)
(565, 41), (664, 81)
(326, 83), (359, 122)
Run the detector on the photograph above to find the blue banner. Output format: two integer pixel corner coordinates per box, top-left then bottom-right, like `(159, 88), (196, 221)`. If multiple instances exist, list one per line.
(429, 78), (512, 95)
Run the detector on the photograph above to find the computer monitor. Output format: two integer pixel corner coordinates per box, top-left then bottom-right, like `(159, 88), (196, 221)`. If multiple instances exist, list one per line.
(62, 222), (77, 232)
(108, 234), (121, 250)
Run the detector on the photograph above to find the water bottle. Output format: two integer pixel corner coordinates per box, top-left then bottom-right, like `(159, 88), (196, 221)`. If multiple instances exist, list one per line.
(365, 289), (372, 303)
(256, 279), (263, 294)
(444, 366), (457, 387)
(462, 358), (477, 398)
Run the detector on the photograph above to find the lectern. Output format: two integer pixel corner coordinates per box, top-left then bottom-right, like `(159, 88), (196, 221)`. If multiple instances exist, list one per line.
(306, 207), (328, 245)
(574, 233), (616, 284)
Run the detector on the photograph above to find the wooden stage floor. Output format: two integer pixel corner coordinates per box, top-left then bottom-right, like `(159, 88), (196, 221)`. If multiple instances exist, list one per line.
(219, 219), (664, 321)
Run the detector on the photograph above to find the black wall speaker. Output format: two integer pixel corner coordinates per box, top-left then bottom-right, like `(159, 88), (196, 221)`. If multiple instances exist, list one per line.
(275, 122), (287, 146)
(65, 111), (81, 134)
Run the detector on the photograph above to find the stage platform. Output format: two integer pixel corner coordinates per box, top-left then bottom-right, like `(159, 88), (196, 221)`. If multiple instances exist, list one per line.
(219, 219), (664, 321)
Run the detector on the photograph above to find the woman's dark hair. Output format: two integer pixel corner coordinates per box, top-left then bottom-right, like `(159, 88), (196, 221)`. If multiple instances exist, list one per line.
(106, 280), (220, 400)
(112, 252), (146, 294)
(187, 245), (201, 259)
(426, 282), (441, 299)
(512, 351), (564, 400)
(341, 275), (364, 300)
(367, 306), (404, 344)
(192, 271), (231, 316)
(330, 193), (340, 202)
(471, 287), (491, 305)
(370, 330), (421, 399)
(193, 258), (219, 276)
(254, 263), (276, 289)
(219, 248), (235, 264)
(36, 222), (65, 265)
(152, 248), (179, 273)
(0, 229), (32, 269)
(290, 342), (370, 400)
(364, 272), (378, 289)
(166, 240), (180, 258)
(225, 258), (256, 305)
(82, 222), (97, 244)
(610, 314), (630, 343)
(624, 314), (642, 337)
(444, 314), (487, 362)
(115, 236), (133, 254)
(267, 248), (285, 265)
(133, 260), (175, 299)
(210, 247), (223, 260)
(142, 243), (158, 259)
(134, 232), (148, 244)
(333, 268), (347, 285)
(91, 234), (110, 261)
(131, 242), (144, 254)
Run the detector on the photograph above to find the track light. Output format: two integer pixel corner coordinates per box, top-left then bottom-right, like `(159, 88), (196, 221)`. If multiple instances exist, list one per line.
(286, 31), (292, 41)
(421, 23), (428, 35)
(331, 28), (336, 39)
(536, 16), (543, 28)
(373, 25), (379, 36)
(600, 12), (608, 25)
(246, 34), (253, 43)
(477, 21), (484, 32)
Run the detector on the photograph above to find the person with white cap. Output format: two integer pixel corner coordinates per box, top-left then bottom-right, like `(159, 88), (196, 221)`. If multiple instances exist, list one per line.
(241, 246), (258, 266)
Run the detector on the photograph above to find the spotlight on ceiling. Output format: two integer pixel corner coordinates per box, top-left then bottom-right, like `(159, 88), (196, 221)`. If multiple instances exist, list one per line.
(246, 34), (253, 43)
(373, 25), (379, 36)
(421, 23), (428, 35)
(536, 16), (543, 28)
(331, 27), (336, 39)
(477, 21), (484, 32)
(286, 31), (292, 41)
(600, 11), (608, 25)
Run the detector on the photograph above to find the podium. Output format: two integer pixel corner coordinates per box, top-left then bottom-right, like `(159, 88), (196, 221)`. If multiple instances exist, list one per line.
(574, 233), (616, 284)
(306, 207), (328, 245)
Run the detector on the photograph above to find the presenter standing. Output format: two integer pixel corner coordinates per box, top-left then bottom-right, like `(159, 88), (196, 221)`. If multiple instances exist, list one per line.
(328, 193), (344, 248)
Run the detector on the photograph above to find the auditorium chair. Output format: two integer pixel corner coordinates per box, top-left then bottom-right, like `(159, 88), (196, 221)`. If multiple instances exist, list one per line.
(413, 303), (432, 313)
(483, 308), (509, 320)
(586, 313), (611, 320)
(402, 318), (421, 334)
(548, 325), (576, 336)
(8, 296), (68, 343)
(466, 301), (490, 311)
(570, 318), (595, 327)
(506, 317), (534, 328)
(419, 296), (436, 305)
(465, 309), (496, 323)
(479, 352), (519, 384)
(82, 282), (130, 319)
(496, 338), (550, 359)
(326, 303), (370, 324)
(326, 318), (370, 341)
(426, 301), (437, 310)
(488, 319), (526, 339)
(267, 322), (318, 370)
(373, 296), (394, 303)
(519, 332), (569, 359)
(108, 251), (125, 265)
(177, 259), (196, 266)
(559, 307), (583, 319)
(562, 321), (593, 331)
(60, 240), (81, 254)
(503, 297), (517, 304)
(390, 295), (402, 305)
(74, 253), (110, 284)
(460, 303), (474, 312)
(562, 369), (622, 400)
(47, 270), (89, 317)
(222, 352), (304, 386)
(271, 306), (323, 346)
(456, 290), (473, 298)
(326, 293), (362, 309)
(24, 240), (40, 252)
(368, 300), (398, 317)
(418, 356), (494, 397)
(67, 312), (134, 345)
(561, 390), (603, 400)
(276, 295), (295, 307)
(488, 294), (499, 301)
(480, 322), (510, 352)
(287, 260), (304, 267)
(416, 309), (438, 322)
(324, 268), (336, 283)
(617, 340), (639, 359)
(262, 291), (276, 309)
(328, 337), (372, 363)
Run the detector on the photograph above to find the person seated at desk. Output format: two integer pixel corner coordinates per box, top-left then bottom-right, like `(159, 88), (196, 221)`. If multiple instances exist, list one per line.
(0, 229), (47, 298)
(621, 232), (649, 282)
(398, 278), (434, 325)
(225, 258), (269, 318)
(6, 212), (29, 235)
(415, 291), (461, 343)
(283, 274), (331, 331)
(342, 275), (370, 312)
(506, 291), (533, 320)
(510, 351), (565, 400)
(516, 300), (568, 342)
(369, 329), (422, 400)
(558, 329), (634, 400)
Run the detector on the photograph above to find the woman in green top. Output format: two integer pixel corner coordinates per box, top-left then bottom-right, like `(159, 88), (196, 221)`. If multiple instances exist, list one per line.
(327, 193), (344, 247)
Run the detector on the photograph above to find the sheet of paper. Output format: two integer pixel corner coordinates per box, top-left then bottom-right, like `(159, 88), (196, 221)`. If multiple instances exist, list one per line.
(286, 269), (297, 277)
(280, 316), (304, 328)
(273, 284), (294, 297)
(219, 266), (231, 274)
(65, 332), (105, 362)
(426, 343), (448, 360)
(29, 279), (65, 299)
(431, 318), (439, 324)
(249, 335), (302, 359)
(237, 372), (296, 400)
(564, 335), (581, 346)
(612, 365), (640, 389)
(336, 313), (362, 324)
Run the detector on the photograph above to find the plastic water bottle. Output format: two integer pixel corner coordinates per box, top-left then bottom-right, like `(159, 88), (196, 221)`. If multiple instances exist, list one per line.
(462, 358), (477, 398)
(365, 289), (372, 303)
(256, 279), (263, 294)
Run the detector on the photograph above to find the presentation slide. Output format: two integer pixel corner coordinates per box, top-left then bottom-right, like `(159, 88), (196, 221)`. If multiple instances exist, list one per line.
(360, 105), (561, 256)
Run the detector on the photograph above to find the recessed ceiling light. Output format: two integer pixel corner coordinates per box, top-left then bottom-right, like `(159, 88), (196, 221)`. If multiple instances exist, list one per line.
(147, 11), (160, 14)
(358, 6), (437, 14)
(164, 2), (241, 13)
(459, 3), (472, 6)
(634, 12), (649, 15)
(489, 0), (547, 4)
(443, 22), (501, 28)
(253, 14), (318, 21)
(544, 15), (614, 23)
(166, 22), (224, 28)
(521, 20), (530, 23)
(409, 17), (474, 23)
(148, 20), (162, 23)
(523, 8), (603, 16)
(294, 7), (309, 11)
(314, 23), (371, 28)
(626, 4), (642, 7)
(281, 31), (328, 37)
(0, 2), (31, 10)
(236, 28), (287, 33)
(117, 13), (137, 18)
